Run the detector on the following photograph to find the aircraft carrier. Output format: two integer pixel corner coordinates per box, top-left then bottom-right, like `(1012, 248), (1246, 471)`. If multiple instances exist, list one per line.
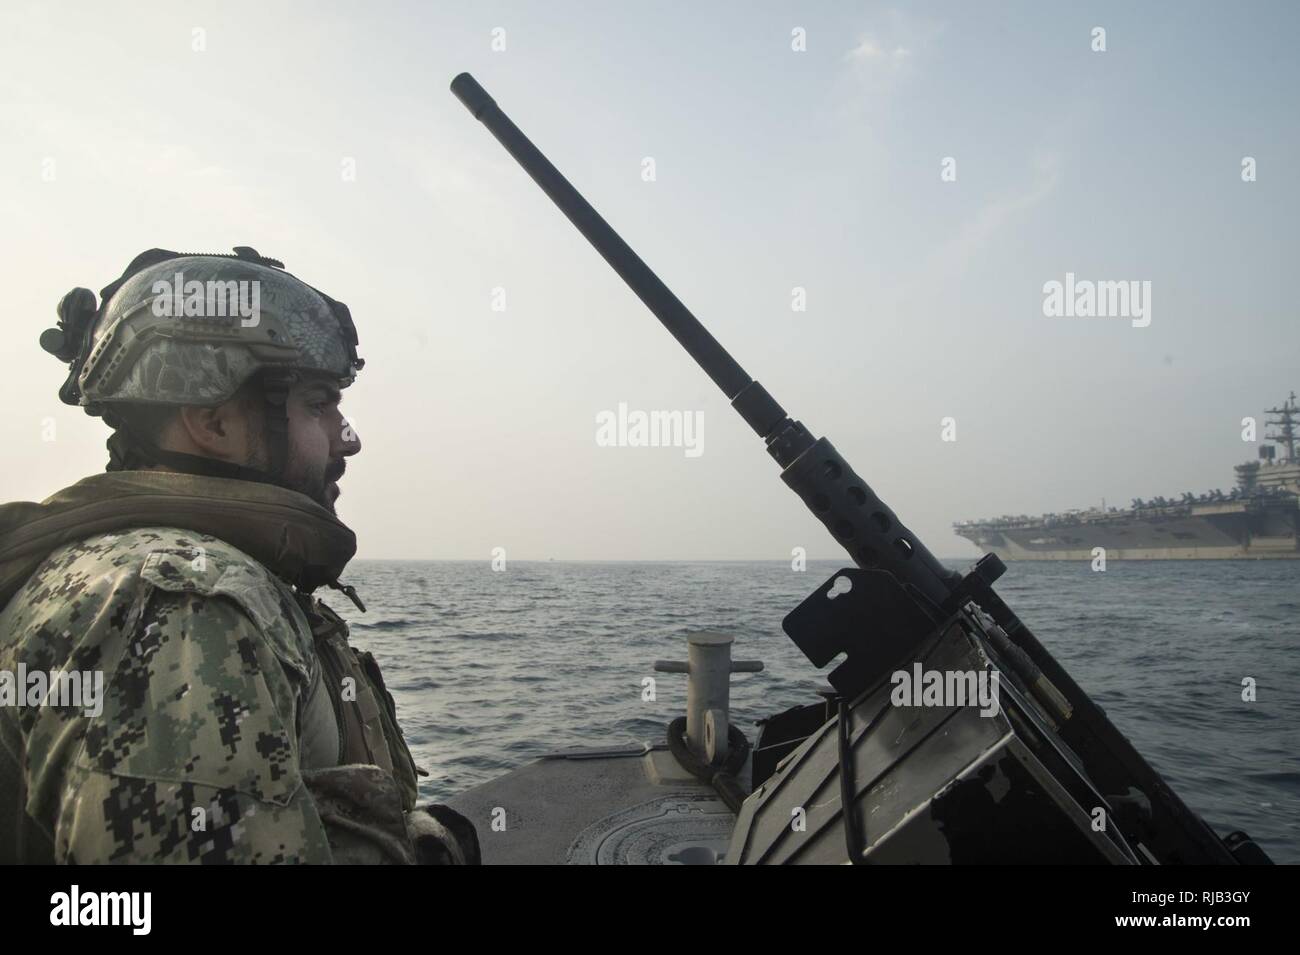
(954, 394), (1300, 560)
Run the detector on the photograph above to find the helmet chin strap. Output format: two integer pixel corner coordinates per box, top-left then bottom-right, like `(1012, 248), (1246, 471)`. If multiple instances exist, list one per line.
(260, 371), (295, 481)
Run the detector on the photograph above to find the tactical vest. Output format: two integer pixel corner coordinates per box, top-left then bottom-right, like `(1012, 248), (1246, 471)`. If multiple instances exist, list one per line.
(0, 474), (423, 859)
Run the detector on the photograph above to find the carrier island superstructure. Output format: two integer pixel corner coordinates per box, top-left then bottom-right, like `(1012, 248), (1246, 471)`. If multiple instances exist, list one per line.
(954, 394), (1300, 560)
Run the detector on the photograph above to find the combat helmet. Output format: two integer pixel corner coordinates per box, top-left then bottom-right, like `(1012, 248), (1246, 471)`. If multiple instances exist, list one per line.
(41, 246), (363, 486)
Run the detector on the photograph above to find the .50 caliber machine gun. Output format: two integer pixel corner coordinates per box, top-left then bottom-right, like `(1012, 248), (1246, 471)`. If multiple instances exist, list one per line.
(451, 72), (1270, 865)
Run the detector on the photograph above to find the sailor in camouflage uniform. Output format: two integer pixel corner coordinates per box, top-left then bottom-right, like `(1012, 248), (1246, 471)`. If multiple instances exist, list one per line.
(0, 248), (479, 863)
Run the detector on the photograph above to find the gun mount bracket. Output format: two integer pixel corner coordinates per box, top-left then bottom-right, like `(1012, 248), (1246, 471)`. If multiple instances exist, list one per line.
(782, 568), (938, 699)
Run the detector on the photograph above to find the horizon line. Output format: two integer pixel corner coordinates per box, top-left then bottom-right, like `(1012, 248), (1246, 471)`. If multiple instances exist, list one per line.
(349, 556), (980, 564)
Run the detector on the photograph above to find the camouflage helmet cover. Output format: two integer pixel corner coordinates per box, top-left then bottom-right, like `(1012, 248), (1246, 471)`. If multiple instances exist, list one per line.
(71, 250), (362, 411)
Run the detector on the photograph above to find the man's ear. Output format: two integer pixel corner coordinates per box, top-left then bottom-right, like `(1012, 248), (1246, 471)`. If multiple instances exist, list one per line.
(172, 402), (241, 461)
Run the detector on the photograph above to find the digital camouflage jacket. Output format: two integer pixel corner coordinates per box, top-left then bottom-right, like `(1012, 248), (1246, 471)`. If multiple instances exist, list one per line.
(0, 472), (456, 864)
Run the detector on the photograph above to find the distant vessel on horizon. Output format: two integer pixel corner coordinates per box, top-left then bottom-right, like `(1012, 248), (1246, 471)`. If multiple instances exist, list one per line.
(955, 393), (1300, 560)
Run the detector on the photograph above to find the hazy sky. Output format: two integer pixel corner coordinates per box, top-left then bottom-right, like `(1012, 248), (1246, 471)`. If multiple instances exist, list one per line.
(2, 1), (1296, 560)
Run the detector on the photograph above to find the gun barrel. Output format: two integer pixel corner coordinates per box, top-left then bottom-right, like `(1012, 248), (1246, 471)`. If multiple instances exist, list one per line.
(450, 71), (958, 604)
(451, 72), (755, 403)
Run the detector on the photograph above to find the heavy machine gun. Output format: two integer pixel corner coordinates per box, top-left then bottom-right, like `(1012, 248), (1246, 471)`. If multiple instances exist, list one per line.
(451, 72), (1270, 865)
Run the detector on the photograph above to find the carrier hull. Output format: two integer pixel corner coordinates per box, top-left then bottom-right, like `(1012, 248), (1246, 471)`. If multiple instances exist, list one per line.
(955, 501), (1300, 560)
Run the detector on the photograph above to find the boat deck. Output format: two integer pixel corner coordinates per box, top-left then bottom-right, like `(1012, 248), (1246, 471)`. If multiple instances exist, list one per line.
(444, 742), (749, 864)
